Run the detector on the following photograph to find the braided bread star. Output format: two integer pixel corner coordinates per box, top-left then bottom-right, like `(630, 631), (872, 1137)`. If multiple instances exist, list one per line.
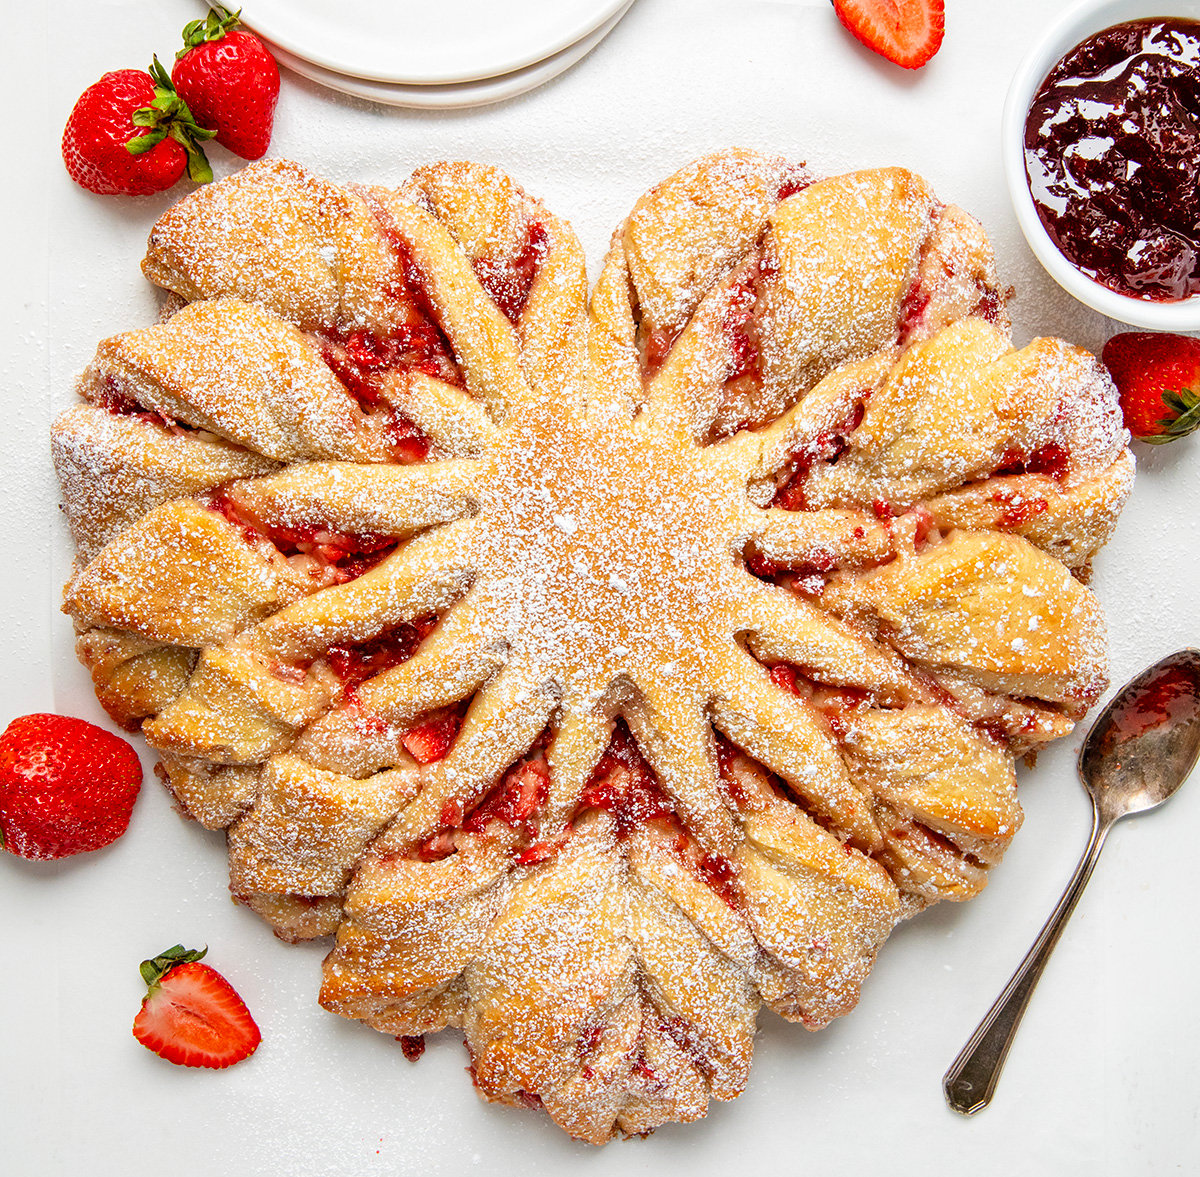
(52, 151), (1132, 1142)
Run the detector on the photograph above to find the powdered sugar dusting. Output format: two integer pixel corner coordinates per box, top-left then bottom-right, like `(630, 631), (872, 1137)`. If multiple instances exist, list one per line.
(52, 152), (1134, 1144)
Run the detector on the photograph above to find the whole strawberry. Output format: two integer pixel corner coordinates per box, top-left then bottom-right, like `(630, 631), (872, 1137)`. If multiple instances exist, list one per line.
(172, 6), (280, 161)
(132, 945), (262, 1069)
(1102, 332), (1200, 444)
(62, 60), (214, 196)
(0, 713), (142, 859)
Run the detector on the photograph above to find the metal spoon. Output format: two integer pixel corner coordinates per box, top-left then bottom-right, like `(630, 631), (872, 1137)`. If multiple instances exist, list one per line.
(943, 648), (1200, 1116)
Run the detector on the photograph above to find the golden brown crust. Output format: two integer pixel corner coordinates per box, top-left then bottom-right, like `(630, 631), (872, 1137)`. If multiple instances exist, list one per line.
(54, 153), (1134, 1142)
(52, 405), (277, 564)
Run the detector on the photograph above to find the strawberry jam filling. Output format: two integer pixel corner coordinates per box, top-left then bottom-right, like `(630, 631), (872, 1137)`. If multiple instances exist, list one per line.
(404, 724), (742, 908)
(696, 852), (740, 908)
(631, 1056), (660, 1087)
(330, 192), (466, 455)
(897, 281), (932, 346)
(641, 324), (681, 379)
(991, 488), (1050, 528)
(412, 829), (458, 863)
(471, 220), (549, 324)
(208, 489), (399, 584)
(400, 708), (464, 766)
(746, 547), (838, 595)
(409, 754), (555, 865)
(769, 661), (873, 738)
(713, 735), (754, 809)
(575, 721), (675, 837)
(973, 286), (1006, 323)
(398, 1034), (426, 1061)
(92, 377), (178, 430)
(722, 268), (764, 385)
(318, 327), (445, 463)
(640, 249), (774, 388)
(463, 759), (550, 836)
(996, 442), (1071, 481)
(325, 615), (438, 692)
(363, 193), (446, 329)
(575, 1023), (605, 1080)
(769, 663), (803, 696)
(976, 711), (1040, 746)
(323, 323), (457, 388)
(813, 688), (873, 741)
(887, 817), (974, 865)
(260, 522), (395, 576)
(771, 401), (867, 511)
(407, 728), (554, 861)
(776, 174), (811, 201)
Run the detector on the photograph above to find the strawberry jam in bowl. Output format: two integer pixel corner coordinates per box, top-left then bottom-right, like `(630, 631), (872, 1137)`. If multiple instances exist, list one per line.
(1026, 17), (1200, 301)
(1003, 0), (1200, 330)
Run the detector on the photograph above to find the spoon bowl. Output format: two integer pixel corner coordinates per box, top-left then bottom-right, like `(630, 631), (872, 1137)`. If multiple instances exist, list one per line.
(944, 649), (1200, 1115)
(1079, 649), (1200, 822)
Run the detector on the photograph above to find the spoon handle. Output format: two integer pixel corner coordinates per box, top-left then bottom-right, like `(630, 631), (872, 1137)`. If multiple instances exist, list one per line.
(943, 805), (1111, 1115)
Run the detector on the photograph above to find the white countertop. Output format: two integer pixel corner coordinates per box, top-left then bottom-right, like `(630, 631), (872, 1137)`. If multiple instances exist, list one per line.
(2, 2), (1197, 1174)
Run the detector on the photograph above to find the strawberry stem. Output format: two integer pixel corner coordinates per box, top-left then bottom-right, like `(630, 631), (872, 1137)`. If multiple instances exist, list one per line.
(127, 57), (215, 183)
(179, 5), (243, 57)
(172, 125), (215, 184)
(139, 944), (208, 992)
(1154, 389), (1200, 443)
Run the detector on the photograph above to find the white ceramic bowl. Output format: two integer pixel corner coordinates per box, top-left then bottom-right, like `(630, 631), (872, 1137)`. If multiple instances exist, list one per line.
(1002, 0), (1200, 329)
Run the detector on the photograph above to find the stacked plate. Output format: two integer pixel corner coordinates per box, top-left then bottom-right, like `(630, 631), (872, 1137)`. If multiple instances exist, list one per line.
(240, 0), (637, 109)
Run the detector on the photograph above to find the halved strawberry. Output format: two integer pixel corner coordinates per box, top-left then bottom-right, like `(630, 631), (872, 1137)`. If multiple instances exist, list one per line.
(832, 0), (945, 70)
(132, 945), (261, 1069)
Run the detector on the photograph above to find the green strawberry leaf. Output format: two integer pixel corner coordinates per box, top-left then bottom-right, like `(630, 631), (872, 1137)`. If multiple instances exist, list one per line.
(1154, 388), (1200, 442)
(139, 944), (209, 991)
(170, 123), (215, 183)
(148, 54), (175, 91)
(125, 56), (215, 180)
(126, 127), (169, 154)
(1161, 391), (1200, 431)
(153, 94), (186, 118)
(178, 4), (242, 55)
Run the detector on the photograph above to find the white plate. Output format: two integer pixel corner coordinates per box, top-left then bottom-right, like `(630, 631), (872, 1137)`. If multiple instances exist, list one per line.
(266, 1), (632, 109)
(240, 0), (634, 84)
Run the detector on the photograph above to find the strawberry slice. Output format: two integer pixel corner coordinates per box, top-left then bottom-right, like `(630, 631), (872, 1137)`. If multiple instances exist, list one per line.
(769, 663), (803, 695)
(132, 945), (261, 1069)
(400, 713), (461, 764)
(832, 0), (945, 70)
